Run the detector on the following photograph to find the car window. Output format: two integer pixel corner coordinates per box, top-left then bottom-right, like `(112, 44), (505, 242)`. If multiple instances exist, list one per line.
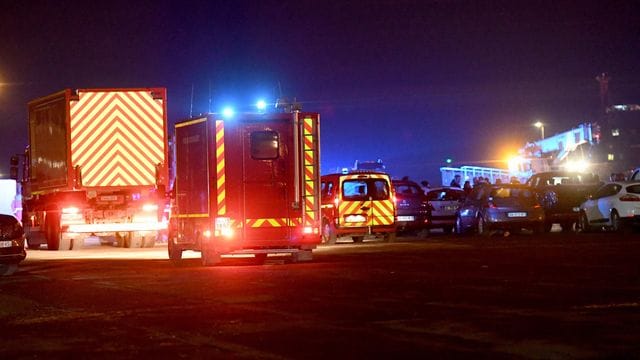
(395, 184), (422, 196)
(427, 189), (463, 201)
(342, 179), (389, 200)
(593, 184), (621, 199)
(0, 215), (23, 239)
(491, 187), (534, 199)
(625, 184), (640, 194)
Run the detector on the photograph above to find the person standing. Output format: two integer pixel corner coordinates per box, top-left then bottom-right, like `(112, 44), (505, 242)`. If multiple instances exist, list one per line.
(450, 174), (462, 188)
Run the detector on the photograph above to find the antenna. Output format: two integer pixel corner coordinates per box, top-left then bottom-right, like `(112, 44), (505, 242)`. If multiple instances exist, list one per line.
(189, 84), (194, 118)
(208, 80), (212, 113)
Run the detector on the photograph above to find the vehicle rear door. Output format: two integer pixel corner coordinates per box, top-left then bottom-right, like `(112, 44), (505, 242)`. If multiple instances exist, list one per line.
(241, 121), (292, 242)
(339, 175), (394, 229)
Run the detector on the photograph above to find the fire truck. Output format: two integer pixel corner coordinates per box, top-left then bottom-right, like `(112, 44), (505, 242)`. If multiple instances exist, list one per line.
(168, 110), (321, 265)
(14, 88), (169, 250)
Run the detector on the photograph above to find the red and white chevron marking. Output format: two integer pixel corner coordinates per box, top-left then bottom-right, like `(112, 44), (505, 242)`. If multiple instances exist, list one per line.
(69, 90), (164, 187)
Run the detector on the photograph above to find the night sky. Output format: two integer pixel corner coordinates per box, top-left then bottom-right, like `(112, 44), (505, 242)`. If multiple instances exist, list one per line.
(1, 0), (639, 184)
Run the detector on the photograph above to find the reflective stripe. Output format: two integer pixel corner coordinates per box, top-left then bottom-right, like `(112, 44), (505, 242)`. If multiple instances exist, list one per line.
(69, 90), (165, 187)
(215, 120), (226, 215)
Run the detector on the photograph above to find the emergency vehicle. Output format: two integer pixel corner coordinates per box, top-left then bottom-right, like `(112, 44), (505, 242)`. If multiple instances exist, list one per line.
(168, 111), (321, 265)
(320, 171), (396, 244)
(14, 88), (169, 250)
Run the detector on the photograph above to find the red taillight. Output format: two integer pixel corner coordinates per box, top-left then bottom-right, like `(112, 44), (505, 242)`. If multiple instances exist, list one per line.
(533, 203), (542, 209)
(619, 194), (640, 202)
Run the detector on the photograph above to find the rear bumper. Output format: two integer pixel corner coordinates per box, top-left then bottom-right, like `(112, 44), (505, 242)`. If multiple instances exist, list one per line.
(334, 224), (396, 236)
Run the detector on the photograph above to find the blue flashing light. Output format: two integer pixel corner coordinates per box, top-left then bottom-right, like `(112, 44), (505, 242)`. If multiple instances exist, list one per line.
(256, 100), (267, 111)
(222, 107), (235, 118)
(445, 158), (453, 164)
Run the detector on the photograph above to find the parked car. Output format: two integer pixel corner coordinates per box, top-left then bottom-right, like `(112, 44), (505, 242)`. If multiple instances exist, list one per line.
(527, 171), (602, 232)
(321, 172), (396, 243)
(426, 187), (465, 233)
(578, 181), (640, 233)
(455, 183), (545, 235)
(392, 179), (431, 236)
(0, 214), (27, 276)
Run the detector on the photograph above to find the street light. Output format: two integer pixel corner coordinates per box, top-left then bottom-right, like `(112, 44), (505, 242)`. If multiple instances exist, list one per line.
(534, 121), (545, 139)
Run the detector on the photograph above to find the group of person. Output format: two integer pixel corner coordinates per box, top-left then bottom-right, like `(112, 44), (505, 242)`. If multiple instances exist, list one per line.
(449, 174), (521, 195)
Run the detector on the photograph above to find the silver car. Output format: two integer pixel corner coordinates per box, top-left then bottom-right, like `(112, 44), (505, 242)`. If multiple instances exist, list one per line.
(426, 187), (465, 233)
(455, 184), (545, 235)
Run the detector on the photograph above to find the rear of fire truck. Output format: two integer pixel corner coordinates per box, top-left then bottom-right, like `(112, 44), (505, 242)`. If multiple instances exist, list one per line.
(21, 88), (169, 250)
(168, 110), (321, 265)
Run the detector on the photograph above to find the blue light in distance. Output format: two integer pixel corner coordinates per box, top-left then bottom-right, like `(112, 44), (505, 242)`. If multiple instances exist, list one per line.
(256, 100), (267, 111)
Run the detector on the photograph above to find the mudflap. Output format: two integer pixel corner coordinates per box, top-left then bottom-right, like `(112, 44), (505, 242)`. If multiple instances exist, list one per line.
(201, 244), (221, 266)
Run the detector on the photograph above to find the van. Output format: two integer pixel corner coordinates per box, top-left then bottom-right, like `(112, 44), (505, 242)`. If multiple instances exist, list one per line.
(321, 172), (396, 244)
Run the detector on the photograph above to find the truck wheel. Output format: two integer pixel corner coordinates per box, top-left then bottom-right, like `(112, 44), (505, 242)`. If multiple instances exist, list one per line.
(0, 263), (18, 276)
(322, 221), (337, 245)
(543, 222), (553, 233)
(168, 239), (183, 262)
(201, 244), (221, 266)
(352, 236), (364, 243)
(44, 215), (60, 250)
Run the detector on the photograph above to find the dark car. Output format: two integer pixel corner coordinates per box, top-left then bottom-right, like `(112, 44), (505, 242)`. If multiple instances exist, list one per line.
(426, 187), (465, 233)
(392, 179), (431, 236)
(526, 171), (602, 232)
(0, 214), (26, 276)
(455, 183), (545, 236)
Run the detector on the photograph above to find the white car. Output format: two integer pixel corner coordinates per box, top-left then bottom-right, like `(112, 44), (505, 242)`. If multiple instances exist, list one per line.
(579, 181), (640, 233)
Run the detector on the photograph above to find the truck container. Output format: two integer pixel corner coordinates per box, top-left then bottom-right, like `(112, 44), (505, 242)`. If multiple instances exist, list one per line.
(19, 88), (168, 250)
(168, 110), (321, 265)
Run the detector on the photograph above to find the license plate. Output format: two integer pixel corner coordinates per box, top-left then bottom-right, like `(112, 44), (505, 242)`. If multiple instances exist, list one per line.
(345, 214), (367, 223)
(507, 212), (527, 218)
(397, 216), (415, 221)
(0, 240), (12, 248)
(444, 205), (458, 211)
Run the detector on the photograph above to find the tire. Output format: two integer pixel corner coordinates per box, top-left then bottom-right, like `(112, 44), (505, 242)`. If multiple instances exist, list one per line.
(442, 226), (454, 234)
(45, 213), (60, 250)
(352, 236), (364, 243)
(201, 244), (221, 266)
(168, 238), (183, 261)
(322, 221), (337, 245)
(578, 212), (591, 233)
(543, 222), (553, 233)
(455, 215), (466, 235)
(610, 210), (630, 234)
(384, 232), (397, 243)
(560, 221), (575, 233)
(0, 263), (18, 276)
(477, 216), (490, 236)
